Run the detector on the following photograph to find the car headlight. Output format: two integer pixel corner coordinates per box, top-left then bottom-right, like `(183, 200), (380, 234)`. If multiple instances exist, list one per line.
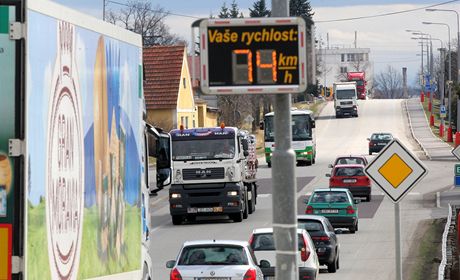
(171, 193), (181, 199)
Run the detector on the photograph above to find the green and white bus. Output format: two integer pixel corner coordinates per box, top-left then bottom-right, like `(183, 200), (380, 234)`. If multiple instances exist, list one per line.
(262, 109), (316, 167)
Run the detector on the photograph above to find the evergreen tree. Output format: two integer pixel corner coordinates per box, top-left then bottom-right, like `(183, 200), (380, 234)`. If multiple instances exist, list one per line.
(218, 2), (230, 18)
(289, 0), (314, 25)
(249, 0), (270, 17)
(229, 0), (244, 18)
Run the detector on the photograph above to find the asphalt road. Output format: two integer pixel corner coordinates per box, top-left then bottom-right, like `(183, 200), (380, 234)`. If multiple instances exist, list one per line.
(148, 99), (455, 279)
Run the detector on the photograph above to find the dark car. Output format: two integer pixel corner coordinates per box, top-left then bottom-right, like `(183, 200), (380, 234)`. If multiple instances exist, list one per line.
(328, 155), (368, 168)
(297, 215), (340, 273)
(327, 164), (372, 201)
(368, 133), (393, 155)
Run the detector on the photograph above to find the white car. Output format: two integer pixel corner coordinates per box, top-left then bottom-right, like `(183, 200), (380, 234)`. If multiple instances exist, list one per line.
(249, 228), (319, 280)
(166, 240), (270, 280)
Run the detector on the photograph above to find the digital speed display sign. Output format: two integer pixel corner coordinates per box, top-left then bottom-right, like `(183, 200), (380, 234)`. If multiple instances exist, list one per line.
(199, 17), (307, 95)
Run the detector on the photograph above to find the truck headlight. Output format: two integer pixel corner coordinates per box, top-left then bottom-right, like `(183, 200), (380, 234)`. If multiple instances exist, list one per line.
(227, 191), (238, 196)
(226, 167), (235, 180)
(175, 169), (182, 183)
(171, 193), (181, 199)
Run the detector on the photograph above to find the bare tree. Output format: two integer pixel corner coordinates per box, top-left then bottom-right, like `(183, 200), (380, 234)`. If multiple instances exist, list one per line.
(374, 65), (403, 99)
(106, 0), (184, 46)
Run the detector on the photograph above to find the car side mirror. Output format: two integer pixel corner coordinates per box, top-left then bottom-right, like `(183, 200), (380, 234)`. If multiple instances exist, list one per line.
(328, 164), (333, 168)
(354, 198), (360, 204)
(259, 259), (271, 268)
(326, 173), (331, 177)
(166, 260), (176, 268)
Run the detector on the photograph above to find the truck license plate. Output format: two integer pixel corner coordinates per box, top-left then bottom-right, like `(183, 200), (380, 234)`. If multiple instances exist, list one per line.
(187, 207), (223, 213)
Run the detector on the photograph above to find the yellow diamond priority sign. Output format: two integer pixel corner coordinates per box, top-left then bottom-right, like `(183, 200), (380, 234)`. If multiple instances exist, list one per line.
(365, 138), (427, 203)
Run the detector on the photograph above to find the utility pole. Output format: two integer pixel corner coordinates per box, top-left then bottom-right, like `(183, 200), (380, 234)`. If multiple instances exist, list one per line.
(402, 67), (408, 98)
(271, 1), (298, 280)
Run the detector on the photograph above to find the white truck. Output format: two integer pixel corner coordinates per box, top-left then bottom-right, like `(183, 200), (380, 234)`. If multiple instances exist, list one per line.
(0, 1), (170, 279)
(333, 82), (358, 118)
(168, 126), (258, 225)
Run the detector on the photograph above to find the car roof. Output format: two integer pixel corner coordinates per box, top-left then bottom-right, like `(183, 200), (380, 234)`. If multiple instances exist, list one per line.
(297, 215), (328, 222)
(182, 240), (249, 247)
(333, 164), (365, 168)
(312, 188), (350, 193)
(252, 228), (307, 234)
(371, 132), (393, 136)
(335, 155), (367, 159)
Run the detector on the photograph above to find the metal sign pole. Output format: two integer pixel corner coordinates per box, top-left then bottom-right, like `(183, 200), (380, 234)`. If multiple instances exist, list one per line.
(395, 202), (402, 280)
(271, 1), (298, 280)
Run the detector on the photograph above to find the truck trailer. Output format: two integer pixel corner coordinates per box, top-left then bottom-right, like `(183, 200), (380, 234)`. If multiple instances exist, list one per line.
(0, 1), (170, 279)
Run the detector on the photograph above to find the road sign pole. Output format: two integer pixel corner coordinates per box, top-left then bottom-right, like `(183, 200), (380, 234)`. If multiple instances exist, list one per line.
(271, 1), (298, 280)
(395, 202), (402, 280)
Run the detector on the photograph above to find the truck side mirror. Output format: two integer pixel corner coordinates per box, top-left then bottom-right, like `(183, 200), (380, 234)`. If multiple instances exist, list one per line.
(259, 121), (264, 130)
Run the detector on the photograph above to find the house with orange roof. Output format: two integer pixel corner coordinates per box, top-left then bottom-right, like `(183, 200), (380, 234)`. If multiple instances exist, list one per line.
(143, 45), (217, 131)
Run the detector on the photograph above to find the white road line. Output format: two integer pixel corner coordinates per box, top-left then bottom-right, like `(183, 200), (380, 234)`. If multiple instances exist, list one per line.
(258, 194), (271, 198)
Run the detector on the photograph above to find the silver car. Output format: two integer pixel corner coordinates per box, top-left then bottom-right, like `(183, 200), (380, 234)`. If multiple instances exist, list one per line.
(166, 240), (270, 280)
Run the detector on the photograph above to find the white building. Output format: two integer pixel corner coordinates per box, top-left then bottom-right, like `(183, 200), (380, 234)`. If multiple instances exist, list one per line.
(316, 46), (374, 95)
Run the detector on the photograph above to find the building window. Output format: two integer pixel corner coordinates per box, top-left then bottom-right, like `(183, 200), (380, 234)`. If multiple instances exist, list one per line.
(192, 120), (196, 128)
(358, 53), (364, 61)
(181, 116), (185, 127)
(340, 67), (347, 73)
(341, 54), (345, 62)
(183, 78), (186, 89)
(185, 116), (189, 129)
(364, 53), (368, 61)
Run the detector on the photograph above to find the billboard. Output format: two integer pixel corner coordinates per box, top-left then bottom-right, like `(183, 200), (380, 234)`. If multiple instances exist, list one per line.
(26, 10), (143, 279)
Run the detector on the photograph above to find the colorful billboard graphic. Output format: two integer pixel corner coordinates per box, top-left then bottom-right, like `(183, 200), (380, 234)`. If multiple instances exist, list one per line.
(26, 10), (143, 279)
(0, 5), (16, 226)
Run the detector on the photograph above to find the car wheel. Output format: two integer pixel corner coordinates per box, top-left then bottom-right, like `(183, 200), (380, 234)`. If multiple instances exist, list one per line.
(349, 225), (356, 234)
(172, 215), (183, 225)
(231, 211), (243, 223)
(368, 151), (372, 155)
(356, 222), (359, 232)
(337, 255), (340, 269)
(327, 256), (338, 273)
(367, 194), (371, 202)
(306, 159), (312, 166)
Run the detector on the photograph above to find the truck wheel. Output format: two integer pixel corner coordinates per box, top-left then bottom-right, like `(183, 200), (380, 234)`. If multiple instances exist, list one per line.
(248, 184), (256, 214)
(267, 162), (271, 168)
(172, 215), (183, 225)
(306, 159), (312, 166)
(243, 190), (249, 219)
(231, 211), (243, 223)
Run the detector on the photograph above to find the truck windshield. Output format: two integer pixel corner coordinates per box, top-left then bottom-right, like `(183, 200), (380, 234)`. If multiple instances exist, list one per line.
(172, 138), (236, 161)
(356, 80), (364, 86)
(264, 115), (312, 142)
(336, 89), (356, 99)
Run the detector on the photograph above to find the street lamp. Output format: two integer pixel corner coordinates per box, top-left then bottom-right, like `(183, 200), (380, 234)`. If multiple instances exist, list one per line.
(423, 21), (452, 140)
(426, 9), (459, 144)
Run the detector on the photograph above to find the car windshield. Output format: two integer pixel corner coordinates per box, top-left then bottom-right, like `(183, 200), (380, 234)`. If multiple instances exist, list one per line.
(371, 134), (392, 141)
(335, 157), (365, 165)
(311, 191), (349, 203)
(334, 167), (365, 176)
(172, 138), (235, 161)
(251, 233), (305, 251)
(298, 220), (324, 232)
(178, 245), (248, 265)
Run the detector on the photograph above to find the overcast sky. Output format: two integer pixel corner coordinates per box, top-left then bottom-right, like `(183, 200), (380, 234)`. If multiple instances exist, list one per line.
(55, 0), (460, 86)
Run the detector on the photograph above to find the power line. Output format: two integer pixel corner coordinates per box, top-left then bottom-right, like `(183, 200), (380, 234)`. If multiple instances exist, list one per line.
(107, 0), (201, 19)
(315, 0), (459, 23)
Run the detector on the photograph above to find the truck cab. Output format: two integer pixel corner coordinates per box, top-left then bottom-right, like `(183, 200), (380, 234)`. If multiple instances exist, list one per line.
(333, 82), (358, 118)
(168, 126), (257, 225)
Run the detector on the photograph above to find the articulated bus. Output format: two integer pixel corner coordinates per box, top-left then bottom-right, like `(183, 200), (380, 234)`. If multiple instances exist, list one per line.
(262, 109), (316, 167)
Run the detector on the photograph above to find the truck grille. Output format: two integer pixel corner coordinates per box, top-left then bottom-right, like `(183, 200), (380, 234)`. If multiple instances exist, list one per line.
(182, 168), (225, 180)
(340, 101), (353, 105)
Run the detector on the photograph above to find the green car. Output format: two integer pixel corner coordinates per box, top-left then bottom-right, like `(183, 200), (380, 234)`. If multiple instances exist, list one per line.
(305, 188), (359, 233)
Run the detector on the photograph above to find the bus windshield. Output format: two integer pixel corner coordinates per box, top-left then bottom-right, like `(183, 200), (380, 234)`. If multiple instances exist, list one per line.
(264, 114), (312, 142)
(172, 138), (236, 161)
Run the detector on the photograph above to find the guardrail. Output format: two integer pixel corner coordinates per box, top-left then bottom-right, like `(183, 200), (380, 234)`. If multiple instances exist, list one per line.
(439, 204), (455, 279)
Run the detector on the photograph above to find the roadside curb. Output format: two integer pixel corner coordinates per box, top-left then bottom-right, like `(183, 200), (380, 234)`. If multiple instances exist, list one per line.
(405, 99), (430, 160)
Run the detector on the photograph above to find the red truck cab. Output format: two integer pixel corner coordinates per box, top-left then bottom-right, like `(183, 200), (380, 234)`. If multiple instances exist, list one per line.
(347, 72), (366, 100)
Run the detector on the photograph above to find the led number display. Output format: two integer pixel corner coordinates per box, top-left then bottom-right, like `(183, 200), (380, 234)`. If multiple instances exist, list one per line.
(199, 17), (307, 95)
